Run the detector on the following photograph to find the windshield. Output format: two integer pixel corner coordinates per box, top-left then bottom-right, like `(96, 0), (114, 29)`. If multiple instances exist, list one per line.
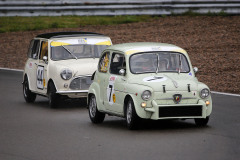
(51, 44), (109, 60)
(130, 52), (190, 74)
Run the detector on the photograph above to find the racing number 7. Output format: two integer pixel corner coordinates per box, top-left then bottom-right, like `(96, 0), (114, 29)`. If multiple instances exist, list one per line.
(108, 85), (113, 102)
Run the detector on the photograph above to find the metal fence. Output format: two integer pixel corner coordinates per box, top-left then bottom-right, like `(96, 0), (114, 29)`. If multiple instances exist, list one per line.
(0, 0), (240, 16)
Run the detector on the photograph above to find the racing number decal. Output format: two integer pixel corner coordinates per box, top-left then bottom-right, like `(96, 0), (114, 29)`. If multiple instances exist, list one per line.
(108, 85), (113, 102)
(107, 76), (117, 105)
(37, 66), (44, 89)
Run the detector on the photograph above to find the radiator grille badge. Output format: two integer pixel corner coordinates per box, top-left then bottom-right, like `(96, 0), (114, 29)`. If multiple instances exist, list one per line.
(173, 94), (182, 104)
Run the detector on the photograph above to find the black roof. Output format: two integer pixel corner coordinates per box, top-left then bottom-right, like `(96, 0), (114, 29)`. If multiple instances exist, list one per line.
(36, 32), (105, 39)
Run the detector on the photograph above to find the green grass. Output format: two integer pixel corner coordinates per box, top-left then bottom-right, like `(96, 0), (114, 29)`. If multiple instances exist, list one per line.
(0, 15), (152, 33)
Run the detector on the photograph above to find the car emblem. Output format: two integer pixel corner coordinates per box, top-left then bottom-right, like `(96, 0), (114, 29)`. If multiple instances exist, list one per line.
(173, 94), (182, 104)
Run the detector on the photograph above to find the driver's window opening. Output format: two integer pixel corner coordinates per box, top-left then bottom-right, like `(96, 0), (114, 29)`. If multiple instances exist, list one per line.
(110, 53), (126, 75)
(28, 40), (40, 59)
(98, 52), (110, 73)
(39, 41), (48, 61)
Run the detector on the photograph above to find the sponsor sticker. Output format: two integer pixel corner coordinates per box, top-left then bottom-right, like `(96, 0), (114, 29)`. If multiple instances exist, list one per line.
(29, 62), (33, 69)
(78, 38), (87, 44)
(143, 76), (167, 82)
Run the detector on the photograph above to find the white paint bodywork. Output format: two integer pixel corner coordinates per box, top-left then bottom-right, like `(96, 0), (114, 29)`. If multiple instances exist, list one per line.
(23, 35), (112, 98)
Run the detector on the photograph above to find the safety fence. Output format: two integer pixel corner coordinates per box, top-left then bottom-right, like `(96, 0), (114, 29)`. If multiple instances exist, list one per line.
(0, 0), (240, 16)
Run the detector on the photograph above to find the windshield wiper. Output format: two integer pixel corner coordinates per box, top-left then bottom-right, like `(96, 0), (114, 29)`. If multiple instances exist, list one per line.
(62, 45), (78, 60)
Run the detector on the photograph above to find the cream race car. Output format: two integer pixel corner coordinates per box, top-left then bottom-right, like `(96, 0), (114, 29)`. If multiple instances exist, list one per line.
(88, 42), (212, 129)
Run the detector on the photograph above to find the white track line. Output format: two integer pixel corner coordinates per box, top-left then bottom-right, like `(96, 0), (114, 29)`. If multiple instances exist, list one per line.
(0, 67), (23, 72)
(0, 67), (240, 97)
(211, 91), (240, 97)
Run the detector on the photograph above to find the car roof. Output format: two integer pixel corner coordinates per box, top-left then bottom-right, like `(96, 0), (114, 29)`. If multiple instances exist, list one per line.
(36, 32), (106, 39)
(106, 42), (187, 55)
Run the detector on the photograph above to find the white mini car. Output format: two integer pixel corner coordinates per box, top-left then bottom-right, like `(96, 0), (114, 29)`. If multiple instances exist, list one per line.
(23, 32), (112, 108)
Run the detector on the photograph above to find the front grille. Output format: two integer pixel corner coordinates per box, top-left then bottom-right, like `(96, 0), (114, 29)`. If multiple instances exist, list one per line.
(69, 76), (92, 90)
(159, 105), (202, 118)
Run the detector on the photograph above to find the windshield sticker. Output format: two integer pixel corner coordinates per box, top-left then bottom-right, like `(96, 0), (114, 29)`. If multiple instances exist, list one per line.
(78, 38), (87, 44)
(95, 41), (112, 46)
(143, 76), (167, 82)
(51, 38), (111, 47)
(107, 76), (117, 105)
(151, 47), (161, 51)
(51, 41), (70, 47)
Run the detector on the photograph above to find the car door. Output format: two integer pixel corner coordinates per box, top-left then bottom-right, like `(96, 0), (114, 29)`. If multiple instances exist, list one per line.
(105, 52), (126, 114)
(36, 40), (48, 94)
(97, 51), (111, 109)
(25, 39), (40, 92)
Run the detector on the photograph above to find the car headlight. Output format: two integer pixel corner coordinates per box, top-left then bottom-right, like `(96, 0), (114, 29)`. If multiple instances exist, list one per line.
(141, 90), (152, 101)
(200, 88), (210, 99)
(60, 69), (72, 80)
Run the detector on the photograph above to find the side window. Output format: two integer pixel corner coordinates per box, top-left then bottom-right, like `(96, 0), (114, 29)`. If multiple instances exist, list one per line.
(39, 41), (48, 60)
(28, 39), (40, 59)
(110, 52), (126, 75)
(98, 52), (110, 73)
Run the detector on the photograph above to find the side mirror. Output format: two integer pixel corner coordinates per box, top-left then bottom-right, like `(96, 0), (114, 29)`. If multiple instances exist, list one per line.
(43, 56), (48, 64)
(119, 69), (126, 76)
(193, 67), (198, 73)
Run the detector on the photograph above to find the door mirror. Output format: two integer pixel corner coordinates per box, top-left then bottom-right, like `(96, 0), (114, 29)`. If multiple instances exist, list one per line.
(193, 67), (198, 73)
(119, 69), (126, 76)
(43, 56), (48, 64)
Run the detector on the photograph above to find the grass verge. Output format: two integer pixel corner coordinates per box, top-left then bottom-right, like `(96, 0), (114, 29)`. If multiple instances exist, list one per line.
(0, 15), (152, 33)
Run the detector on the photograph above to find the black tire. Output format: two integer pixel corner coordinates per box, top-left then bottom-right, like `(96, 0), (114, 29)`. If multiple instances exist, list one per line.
(125, 98), (140, 130)
(88, 95), (105, 124)
(194, 116), (209, 127)
(48, 82), (59, 108)
(23, 77), (36, 103)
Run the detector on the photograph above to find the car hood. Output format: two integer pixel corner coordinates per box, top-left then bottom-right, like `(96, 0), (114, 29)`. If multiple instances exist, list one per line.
(51, 58), (99, 76)
(127, 73), (198, 92)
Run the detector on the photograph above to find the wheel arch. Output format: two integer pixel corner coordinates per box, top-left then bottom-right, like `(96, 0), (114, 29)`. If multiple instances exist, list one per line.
(23, 73), (33, 91)
(47, 79), (56, 94)
(87, 93), (95, 108)
(123, 94), (133, 117)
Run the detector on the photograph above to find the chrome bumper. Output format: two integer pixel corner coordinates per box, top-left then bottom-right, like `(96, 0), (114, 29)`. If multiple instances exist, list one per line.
(57, 90), (88, 98)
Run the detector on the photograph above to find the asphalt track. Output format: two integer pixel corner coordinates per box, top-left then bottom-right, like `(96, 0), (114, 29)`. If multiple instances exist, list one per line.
(0, 69), (240, 160)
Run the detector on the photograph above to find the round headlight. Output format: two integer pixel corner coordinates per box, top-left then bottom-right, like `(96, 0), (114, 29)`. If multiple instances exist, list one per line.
(200, 88), (210, 99)
(141, 90), (152, 101)
(60, 69), (72, 80)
